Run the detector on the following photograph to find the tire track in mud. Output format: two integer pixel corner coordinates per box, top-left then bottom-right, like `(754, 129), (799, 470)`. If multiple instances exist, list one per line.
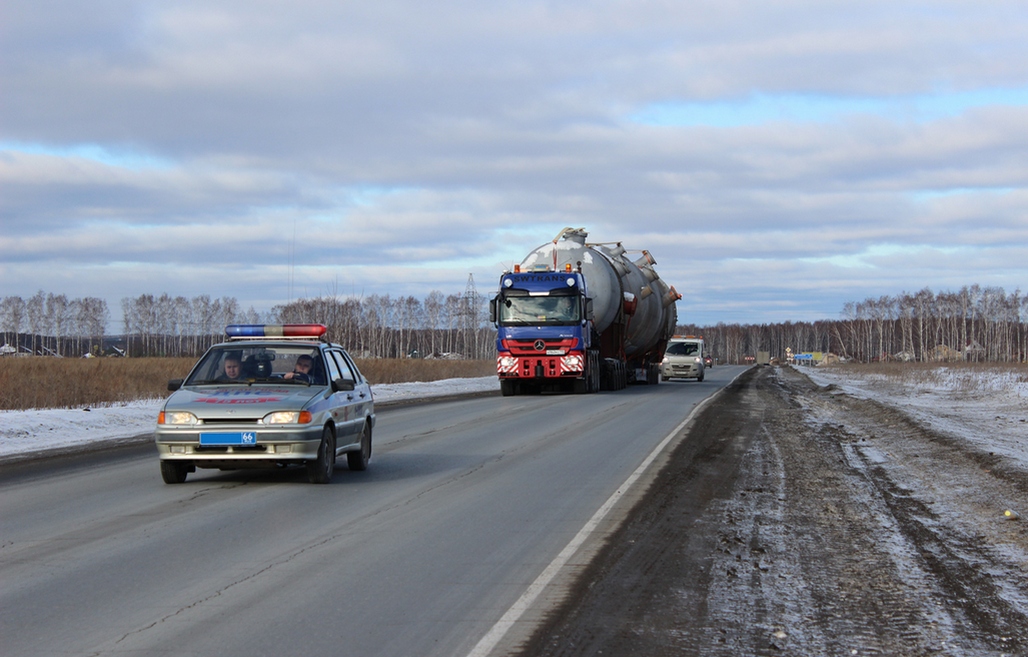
(799, 370), (1028, 655)
(515, 366), (1028, 657)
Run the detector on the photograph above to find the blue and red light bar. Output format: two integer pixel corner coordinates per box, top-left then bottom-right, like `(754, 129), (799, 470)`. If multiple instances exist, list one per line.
(226, 324), (327, 338)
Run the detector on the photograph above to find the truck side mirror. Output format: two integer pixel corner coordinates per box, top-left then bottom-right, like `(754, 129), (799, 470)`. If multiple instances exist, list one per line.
(489, 297), (498, 323)
(585, 298), (594, 321)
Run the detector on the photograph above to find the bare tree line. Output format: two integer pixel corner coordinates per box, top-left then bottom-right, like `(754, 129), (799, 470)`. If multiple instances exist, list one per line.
(1, 289), (491, 359)
(272, 292), (491, 359)
(4, 284), (1024, 364)
(1, 292), (110, 356)
(680, 320), (836, 365)
(684, 285), (1027, 364)
(833, 285), (1027, 363)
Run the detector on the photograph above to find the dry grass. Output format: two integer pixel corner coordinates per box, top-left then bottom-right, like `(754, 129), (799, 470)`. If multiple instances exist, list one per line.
(0, 357), (196, 411)
(0, 357), (496, 411)
(355, 358), (495, 385)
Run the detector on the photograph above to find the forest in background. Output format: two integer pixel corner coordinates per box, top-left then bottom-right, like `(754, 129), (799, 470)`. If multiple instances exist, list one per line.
(2, 284), (1026, 364)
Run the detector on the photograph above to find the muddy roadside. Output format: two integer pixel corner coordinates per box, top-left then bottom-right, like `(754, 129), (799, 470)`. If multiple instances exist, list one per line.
(516, 365), (1028, 657)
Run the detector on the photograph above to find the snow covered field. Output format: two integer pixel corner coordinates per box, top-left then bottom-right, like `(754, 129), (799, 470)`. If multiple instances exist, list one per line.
(3, 366), (1023, 465)
(804, 365), (1028, 470)
(0, 377), (499, 460)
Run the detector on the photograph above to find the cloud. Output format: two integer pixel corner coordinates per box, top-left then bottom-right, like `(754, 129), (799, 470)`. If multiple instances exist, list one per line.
(1, 0), (1027, 327)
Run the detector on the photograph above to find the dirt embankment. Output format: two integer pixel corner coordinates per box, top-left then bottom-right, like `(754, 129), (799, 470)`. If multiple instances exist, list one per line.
(518, 365), (1028, 657)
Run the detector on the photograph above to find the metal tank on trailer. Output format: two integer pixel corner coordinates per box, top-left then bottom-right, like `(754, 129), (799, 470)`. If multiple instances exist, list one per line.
(494, 227), (679, 393)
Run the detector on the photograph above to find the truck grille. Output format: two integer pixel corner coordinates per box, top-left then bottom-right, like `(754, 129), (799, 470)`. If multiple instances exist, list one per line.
(502, 338), (578, 355)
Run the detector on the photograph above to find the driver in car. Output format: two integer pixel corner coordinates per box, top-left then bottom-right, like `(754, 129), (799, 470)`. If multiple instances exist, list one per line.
(282, 354), (314, 382)
(218, 354), (243, 381)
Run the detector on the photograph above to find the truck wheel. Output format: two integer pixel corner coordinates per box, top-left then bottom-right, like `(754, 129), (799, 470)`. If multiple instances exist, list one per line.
(589, 351), (601, 392)
(600, 360), (613, 390)
(347, 423), (371, 471)
(500, 380), (517, 396)
(307, 426), (336, 484)
(160, 461), (189, 484)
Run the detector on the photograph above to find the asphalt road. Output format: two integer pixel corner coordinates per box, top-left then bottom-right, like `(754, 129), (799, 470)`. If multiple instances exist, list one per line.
(0, 366), (745, 657)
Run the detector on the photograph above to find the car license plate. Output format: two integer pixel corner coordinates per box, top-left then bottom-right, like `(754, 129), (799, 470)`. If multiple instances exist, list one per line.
(200, 432), (257, 446)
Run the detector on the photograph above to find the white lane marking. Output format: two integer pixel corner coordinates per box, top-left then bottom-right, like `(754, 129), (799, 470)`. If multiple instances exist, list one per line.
(464, 380), (733, 657)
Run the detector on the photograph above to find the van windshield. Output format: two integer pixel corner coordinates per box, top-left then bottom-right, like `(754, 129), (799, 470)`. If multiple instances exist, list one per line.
(666, 342), (700, 356)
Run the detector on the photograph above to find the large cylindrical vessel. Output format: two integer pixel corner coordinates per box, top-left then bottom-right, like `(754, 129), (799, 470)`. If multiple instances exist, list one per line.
(519, 228), (678, 359)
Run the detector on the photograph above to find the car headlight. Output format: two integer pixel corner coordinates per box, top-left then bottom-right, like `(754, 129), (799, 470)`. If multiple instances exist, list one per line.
(262, 411), (313, 424)
(159, 411), (198, 425)
(694, 357), (703, 364)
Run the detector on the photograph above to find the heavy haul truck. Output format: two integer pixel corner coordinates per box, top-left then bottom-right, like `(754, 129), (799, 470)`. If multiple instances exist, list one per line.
(491, 227), (680, 395)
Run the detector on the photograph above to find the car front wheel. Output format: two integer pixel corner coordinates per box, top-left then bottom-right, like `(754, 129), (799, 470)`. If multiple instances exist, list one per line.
(307, 426), (336, 484)
(160, 460), (189, 484)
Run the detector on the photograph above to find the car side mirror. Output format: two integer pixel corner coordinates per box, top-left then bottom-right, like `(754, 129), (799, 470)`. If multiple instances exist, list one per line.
(167, 379), (183, 391)
(332, 378), (355, 392)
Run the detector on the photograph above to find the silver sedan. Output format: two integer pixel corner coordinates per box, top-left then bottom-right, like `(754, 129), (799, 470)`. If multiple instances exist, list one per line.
(155, 325), (374, 484)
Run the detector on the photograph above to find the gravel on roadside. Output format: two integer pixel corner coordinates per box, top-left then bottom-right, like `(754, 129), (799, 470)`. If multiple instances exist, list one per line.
(516, 365), (1028, 657)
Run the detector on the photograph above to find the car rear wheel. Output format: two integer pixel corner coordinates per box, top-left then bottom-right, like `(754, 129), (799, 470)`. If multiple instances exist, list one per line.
(307, 426), (336, 484)
(160, 460), (189, 484)
(347, 423), (372, 471)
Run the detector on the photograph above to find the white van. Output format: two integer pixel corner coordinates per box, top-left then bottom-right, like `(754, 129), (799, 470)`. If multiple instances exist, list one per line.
(661, 335), (705, 381)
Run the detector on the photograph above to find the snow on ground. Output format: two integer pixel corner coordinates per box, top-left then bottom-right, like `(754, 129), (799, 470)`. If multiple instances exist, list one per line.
(804, 365), (1028, 469)
(0, 377), (499, 460)
(4, 367), (1023, 465)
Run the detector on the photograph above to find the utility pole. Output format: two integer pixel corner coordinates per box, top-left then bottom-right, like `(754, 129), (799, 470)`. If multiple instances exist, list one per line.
(460, 274), (479, 358)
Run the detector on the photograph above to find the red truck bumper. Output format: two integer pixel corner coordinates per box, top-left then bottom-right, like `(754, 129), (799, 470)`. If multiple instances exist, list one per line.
(497, 353), (585, 379)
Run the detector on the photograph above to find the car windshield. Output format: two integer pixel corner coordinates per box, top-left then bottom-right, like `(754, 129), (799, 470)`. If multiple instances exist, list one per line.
(185, 345), (326, 385)
(498, 294), (580, 325)
(667, 342), (700, 356)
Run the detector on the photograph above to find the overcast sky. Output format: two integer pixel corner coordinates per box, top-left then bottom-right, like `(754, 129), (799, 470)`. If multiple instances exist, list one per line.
(2, 0), (1026, 327)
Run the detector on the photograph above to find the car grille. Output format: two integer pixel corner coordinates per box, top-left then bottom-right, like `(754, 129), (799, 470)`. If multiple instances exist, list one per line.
(200, 418), (261, 425)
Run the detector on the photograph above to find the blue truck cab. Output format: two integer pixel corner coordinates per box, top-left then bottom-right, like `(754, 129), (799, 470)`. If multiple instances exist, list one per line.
(490, 265), (599, 395)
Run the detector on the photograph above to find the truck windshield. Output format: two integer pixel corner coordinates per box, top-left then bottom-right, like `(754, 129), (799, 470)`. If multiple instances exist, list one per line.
(498, 295), (580, 325)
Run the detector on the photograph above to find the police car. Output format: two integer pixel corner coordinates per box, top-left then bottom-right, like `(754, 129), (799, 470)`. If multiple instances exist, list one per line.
(154, 324), (375, 484)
